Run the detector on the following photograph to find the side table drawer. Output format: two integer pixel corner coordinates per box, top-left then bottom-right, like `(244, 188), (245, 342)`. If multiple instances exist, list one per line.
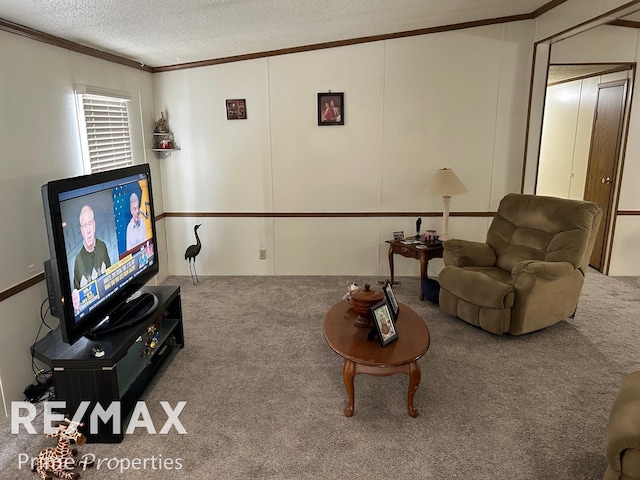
(391, 244), (419, 260)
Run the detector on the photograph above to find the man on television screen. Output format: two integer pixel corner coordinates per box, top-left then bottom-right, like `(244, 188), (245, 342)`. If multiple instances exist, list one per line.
(126, 193), (146, 250)
(73, 205), (112, 289)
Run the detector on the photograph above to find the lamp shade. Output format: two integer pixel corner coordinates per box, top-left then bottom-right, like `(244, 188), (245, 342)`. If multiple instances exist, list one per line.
(424, 168), (468, 196)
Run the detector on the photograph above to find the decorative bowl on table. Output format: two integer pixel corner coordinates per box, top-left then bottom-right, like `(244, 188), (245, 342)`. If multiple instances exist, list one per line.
(349, 284), (384, 328)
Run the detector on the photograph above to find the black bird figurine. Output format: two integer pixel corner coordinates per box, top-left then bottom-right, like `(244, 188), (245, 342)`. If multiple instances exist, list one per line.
(184, 224), (202, 284)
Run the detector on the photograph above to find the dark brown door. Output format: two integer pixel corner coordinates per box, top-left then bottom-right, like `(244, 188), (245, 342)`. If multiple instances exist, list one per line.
(583, 80), (627, 271)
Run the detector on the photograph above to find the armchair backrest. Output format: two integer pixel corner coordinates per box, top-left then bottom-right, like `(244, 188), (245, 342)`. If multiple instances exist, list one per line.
(486, 194), (602, 273)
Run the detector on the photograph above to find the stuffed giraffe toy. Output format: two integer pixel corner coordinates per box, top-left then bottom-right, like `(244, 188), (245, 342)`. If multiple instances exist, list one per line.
(33, 418), (94, 480)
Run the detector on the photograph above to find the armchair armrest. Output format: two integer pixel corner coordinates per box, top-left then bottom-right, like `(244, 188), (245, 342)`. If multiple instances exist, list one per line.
(443, 239), (496, 267)
(606, 371), (640, 472)
(511, 260), (574, 280)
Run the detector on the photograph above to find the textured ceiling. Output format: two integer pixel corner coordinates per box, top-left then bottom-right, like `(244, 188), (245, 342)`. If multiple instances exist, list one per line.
(548, 64), (632, 84)
(0, 0), (555, 68)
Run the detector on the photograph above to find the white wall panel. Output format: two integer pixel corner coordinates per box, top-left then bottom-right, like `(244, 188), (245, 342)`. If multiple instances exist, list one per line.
(550, 25), (638, 64)
(0, 34), (80, 292)
(0, 284), (51, 418)
(165, 217), (273, 276)
(608, 217), (640, 275)
(381, 26), (504, 214)
(0, 28), (75, 407)
(153, 59), (272, 213)
(491, 21), (534, 210)
(274, 217), (381, 275)
(619, 68), (640, 210)
(268, 43), (384, 212)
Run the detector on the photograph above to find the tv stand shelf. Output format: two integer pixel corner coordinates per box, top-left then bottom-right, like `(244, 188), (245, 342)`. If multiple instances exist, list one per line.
(32, 285), (184, 443)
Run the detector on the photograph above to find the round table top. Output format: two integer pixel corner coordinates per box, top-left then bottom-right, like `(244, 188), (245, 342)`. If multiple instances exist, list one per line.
(323, 300), (430, 367)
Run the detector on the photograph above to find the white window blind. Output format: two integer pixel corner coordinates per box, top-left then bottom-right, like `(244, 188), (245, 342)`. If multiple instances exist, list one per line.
(75, 86), (133, 173)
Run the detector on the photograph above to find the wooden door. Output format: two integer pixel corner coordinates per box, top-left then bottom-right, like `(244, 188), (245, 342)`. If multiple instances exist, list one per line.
(583, 80), (627, 271)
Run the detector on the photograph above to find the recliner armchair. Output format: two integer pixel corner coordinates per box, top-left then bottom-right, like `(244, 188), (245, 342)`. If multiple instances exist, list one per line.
(604, 370), (640, 480)
(438, 193), (602, 335)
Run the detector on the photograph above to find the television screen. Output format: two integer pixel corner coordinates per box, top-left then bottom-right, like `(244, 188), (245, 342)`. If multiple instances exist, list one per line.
(42, 164), (159, 345)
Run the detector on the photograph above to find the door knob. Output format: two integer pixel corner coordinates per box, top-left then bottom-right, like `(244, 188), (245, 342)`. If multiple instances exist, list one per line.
(601, 177), (613, 184)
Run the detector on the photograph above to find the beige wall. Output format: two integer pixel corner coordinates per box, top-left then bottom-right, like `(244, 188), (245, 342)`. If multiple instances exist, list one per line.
(0, 30), (160, 412)
(153, 22), (533, 279)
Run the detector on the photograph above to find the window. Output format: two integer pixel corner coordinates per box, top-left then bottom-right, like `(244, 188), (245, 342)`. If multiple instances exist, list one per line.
(75, 85), (133, 173)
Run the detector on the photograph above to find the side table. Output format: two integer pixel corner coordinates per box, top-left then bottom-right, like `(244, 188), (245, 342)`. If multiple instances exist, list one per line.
(385, 239), (443, 300)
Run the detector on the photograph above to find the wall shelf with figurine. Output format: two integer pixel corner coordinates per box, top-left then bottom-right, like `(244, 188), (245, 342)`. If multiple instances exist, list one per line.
(152, 112), (180, 159)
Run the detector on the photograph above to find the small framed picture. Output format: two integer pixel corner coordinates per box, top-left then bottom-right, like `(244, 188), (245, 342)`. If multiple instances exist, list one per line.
(382, 280), (399, 320)
(226, 99), (247, 120)
(317, 92), (344, 126)
(393, 231), (405, 241)
(370, 301), (398, 346)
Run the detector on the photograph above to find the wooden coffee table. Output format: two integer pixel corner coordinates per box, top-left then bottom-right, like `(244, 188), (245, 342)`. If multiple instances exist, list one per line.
(323, 300), (430, 417)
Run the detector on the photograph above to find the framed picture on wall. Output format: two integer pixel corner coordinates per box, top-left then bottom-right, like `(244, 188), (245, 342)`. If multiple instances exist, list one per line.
(317, 92), (344, 126)
(226, 99), (247, 120)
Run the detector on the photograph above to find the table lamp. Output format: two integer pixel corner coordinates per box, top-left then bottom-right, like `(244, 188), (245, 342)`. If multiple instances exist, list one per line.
(423, 168), (468, 241)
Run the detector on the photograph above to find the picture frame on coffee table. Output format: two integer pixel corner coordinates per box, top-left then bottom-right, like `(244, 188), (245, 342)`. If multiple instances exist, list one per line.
(382, 280), (399, 320)
(370, 300), (398, 346)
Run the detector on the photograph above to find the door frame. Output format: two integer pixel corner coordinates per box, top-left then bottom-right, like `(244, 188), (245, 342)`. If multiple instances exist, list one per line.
(533, 63), (635, 275)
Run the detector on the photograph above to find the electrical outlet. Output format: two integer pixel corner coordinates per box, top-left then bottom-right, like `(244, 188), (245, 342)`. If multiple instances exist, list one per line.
(259, 249), (267, 260)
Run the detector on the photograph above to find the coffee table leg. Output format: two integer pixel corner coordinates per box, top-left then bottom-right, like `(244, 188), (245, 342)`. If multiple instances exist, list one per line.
(343, 359), (356, 417)
(407, 361), (421, 417)
(388, 245), (395, 285)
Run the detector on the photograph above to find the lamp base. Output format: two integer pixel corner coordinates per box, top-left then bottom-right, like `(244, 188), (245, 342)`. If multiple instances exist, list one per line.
(440, 195), (452, 242)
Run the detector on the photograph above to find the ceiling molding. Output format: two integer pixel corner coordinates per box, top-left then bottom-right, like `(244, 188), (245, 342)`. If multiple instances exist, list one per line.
(0, 17), (152, 72)
(533, 0), (570, 17)
(608, 19), (640, 28)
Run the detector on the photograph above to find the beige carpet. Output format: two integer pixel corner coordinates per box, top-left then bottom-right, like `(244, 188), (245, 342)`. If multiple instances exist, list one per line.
(1, 270), (639, 479)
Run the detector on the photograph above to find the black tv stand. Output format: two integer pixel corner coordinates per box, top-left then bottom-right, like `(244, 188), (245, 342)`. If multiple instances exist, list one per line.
(86, 291), (159, 339)
(32, 285), (184, 443)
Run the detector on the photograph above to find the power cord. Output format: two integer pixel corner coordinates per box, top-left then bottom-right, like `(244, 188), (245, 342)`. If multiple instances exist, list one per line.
(25, 298), (55, 404)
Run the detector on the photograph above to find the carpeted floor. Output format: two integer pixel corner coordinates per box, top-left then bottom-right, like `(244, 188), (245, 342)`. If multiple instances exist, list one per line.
(1, 270), (639, 479)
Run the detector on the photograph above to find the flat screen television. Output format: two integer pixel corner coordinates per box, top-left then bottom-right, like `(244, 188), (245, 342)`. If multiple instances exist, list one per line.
(42, 164), (160, 345)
